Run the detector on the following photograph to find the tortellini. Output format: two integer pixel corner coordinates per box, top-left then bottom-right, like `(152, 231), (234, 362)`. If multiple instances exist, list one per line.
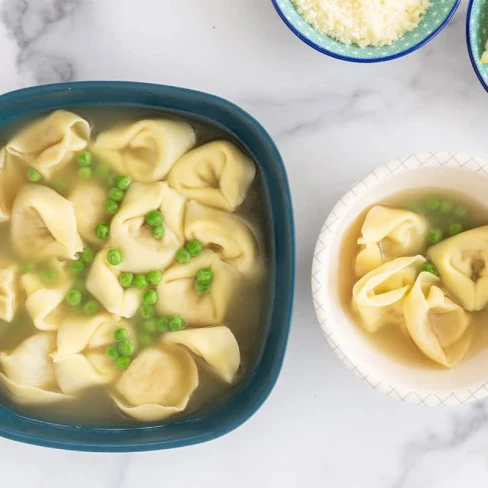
(86, 249), (142, 318)
(428, 226), (488, 311)
(11, 184), (83, 261)
(113, 345), (198, 421)
(110, 182), (186, 272)
(0, 261), (20, 322)
(352, 255), (426, 333)
(6, 110), (90, 179)
(157, 250), (240, 327)
(355, 206), (428, 277)
(162, 326), (240, 383)
(185, 201), (260, 277)
(0, 148), (26, 222)
(69, 179), (107, 246)
(403, 272), (473, 368)
(91, 119), (196, 183)
(0, 333), (68, 404)
(168, 140), (256, 212)
(21, 259), (73, 331)
(52, 314), (136, 394)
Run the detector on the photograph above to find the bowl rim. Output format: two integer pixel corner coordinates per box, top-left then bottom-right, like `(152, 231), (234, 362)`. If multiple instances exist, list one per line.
(0, 81), (296, 451)
(271, 0), (461, 63)
(311, 152), (488, 407)
(466, 0), (488, 93)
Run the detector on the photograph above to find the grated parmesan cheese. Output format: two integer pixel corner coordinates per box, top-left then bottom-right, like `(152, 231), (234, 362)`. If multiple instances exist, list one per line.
(292, 0), (431, 48)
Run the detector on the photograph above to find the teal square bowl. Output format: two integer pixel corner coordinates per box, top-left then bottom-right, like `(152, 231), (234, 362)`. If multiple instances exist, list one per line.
(0, 82), (295, 452)
(272, 0), (461, 63)
(467, 0), (488, 91)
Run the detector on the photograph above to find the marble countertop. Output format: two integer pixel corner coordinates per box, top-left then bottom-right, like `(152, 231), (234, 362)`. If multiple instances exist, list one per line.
(1, 0), (488, 486)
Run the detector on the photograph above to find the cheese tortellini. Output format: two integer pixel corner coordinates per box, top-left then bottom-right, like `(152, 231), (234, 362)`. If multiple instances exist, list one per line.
(110, 182), (186, 272)
(11, 185), (83, 261)
(428, 226), (488, 311)
(6, 110), (90, 179)
(0, 261), (20, 322)
(91, 119), (196, 183)
(0, 148), (26, 222)
(355, 206), (428, 277)
(352, 255), (426, 333)
(168, 140), (256, 212)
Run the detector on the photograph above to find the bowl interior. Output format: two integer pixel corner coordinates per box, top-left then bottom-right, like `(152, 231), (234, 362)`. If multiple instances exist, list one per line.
(273, 0), (460, 62)
(467, 0), (488, 91)
(0, 82), (295, 450)
(316, 160), (488, 405)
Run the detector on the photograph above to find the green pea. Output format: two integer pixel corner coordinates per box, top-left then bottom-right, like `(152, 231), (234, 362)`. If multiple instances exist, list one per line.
(26, 167), (41, 182)
(107, 249), (123, 266)
(83, 300), (99, 314)
(42, 269), (56, 284)
(169, 315), (185, 331)
(152, 225), (165, 240)
(140, 303), (154, 320)
(143, 289), (158, 305)
(65, 289), (82, 306)
(176, 248), (191, 264)
(145, 210), (164, 227)
(70, 260), (85, 275)
(106, 345), (120, 359)
(105, 200), (119, 214)
(78, 167), (92, 179)
(21, 262), (36, 274)
(449, 223), (463, 236)
(118, 339), (135, 357)
(186, 239), (204, 256)
(138, 332), (153, 347)
(81, 247), (94, 264)
(96, 222), (110, 240)
(425, 196), (440, 211)
(134, 273), (148, 289)
(109, 187), (124, 202)
(143, 319), (157, 332)
(195, 281), (210, 294)
(453, 205), (468, 219)
(94, 163), (111, 179)
(196, 267), (213, 286)
(147, 270), (163, 286)
(439, 200), (454, 215)
(115, 356), (131, 370)
(114, 328), (129, 341)
(428, 228), (443, 244)
(116, 175), (131, 190)
(76, 151), (92, 167)
(119, 272), (134, 288)
(420, 263), (439, 277)
(154, 317), (168, 333)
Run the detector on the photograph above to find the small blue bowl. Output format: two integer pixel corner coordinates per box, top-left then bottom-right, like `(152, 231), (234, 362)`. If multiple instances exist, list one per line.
(272, 0), (461, 63)
(0, 82), (295, 452)
(467, 0), (488, 92)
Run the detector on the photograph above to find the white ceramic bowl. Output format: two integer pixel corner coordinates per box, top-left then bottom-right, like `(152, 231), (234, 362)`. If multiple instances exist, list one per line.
(312, 152), (488, 406)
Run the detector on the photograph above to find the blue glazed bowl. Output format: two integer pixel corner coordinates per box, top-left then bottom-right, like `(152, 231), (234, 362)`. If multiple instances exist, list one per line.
(272, 0), (461, 63)
(0, 82), (295, 452)
(467, 0), (488, 92)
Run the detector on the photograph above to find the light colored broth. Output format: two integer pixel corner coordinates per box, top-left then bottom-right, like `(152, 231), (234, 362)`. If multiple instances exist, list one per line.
(0, 107), (271, 426)
(339, 188), (488, 369)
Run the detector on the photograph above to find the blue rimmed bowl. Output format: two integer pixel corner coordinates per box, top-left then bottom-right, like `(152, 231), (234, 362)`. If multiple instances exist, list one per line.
(467, 0), (488, 92)
(0, 82), (295, 452)
(272, 0), (461, 63)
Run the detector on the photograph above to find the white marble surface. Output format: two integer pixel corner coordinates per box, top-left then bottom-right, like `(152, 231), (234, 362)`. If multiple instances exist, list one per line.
(1, 0), (488, 486)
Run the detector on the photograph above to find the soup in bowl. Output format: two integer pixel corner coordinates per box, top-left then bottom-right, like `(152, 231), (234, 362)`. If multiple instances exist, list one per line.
(0, 82), (295, 451)
(313, 153), (488, 406)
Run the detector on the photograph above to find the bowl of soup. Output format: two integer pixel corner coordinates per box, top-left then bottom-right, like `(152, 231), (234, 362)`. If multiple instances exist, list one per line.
(312, 152), (488, 406)
(0, 81), (295, 451)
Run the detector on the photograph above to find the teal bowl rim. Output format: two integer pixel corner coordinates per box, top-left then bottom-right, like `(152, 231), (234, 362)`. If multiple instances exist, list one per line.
(0, 81), (296, 452)
(467, 0), (488, 92)
(271, 0), (461, 63)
